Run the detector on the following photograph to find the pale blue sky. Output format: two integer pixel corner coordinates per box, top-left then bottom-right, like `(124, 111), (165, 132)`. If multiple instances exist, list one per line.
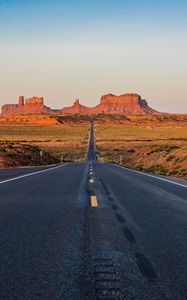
(0, 0), (187, 112)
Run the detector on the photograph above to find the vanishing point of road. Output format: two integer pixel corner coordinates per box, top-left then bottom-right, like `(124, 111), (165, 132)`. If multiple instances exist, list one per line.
(0, 121), (187, 299)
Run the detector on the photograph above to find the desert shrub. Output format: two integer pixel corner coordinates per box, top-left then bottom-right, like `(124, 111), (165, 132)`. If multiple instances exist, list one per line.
(27, 154), (33, 160)
(166, 154), (176, 162)
(134, 164), (144, 171)
(169, 168), (179, 175)
(149, 144), (179, 154)
(27, 144), (40, 153)
(179, 169), (187, 176)
(124, 164), (133, 169)
(174, 156), (187, 163)
(144, 164), (168, 175)
(174, 157), (180, 164)
(6, 149), (17, 157)
(127, 148), (136, 153)
(173, 156), (187, 164)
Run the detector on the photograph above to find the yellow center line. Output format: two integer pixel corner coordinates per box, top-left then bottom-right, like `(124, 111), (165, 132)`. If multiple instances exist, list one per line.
(90, 195), (98, 207)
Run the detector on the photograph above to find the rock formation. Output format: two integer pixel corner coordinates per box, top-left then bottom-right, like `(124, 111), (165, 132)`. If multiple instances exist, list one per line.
(96, 93), (155, 114)
(62, 99), (90, 114)
(60, 93), (156, 114)
(1, 93), (156, 115)
(1, 96), (51, 115)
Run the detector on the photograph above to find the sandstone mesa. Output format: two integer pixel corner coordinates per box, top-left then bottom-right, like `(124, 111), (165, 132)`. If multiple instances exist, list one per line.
(1, 93), (156, 115)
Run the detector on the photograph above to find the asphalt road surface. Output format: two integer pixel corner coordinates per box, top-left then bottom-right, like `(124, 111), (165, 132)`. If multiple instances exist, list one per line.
(0, 122), (187, 299)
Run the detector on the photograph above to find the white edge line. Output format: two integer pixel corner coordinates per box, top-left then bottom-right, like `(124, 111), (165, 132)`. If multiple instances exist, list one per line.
(113, 164), (187, 189)
(0, 163), (59, 170)
(0, 163), (69, 185)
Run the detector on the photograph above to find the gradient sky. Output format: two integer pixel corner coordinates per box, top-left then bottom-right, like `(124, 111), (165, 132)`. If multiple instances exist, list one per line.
(0, 0), (187, 113)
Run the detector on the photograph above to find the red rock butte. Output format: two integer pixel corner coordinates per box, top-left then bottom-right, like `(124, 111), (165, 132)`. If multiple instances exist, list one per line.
(1, 93), (157, 115)
(1, 96), (51, 115)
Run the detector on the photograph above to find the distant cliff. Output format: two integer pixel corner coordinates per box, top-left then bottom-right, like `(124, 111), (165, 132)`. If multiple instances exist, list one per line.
(61, 93), (156, 114)
(1, 93), (157, 115)
(1, 96), (51, 115)
(61, 99), (89, 114)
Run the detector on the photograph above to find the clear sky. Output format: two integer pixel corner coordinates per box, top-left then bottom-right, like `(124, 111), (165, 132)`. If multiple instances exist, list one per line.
(0, 0), (186, 113)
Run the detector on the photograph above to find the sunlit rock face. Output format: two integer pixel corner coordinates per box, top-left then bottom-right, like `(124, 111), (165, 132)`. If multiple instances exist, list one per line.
(61, 99), (90, 114)
(96, 93), (155, 114)
(61, 93), (156, 114)
(1, 96), (51, 115)
(1, 93), (156, 115)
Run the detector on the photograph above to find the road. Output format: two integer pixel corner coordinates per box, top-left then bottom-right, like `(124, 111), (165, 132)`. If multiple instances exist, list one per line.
(0, 122), (187, 299)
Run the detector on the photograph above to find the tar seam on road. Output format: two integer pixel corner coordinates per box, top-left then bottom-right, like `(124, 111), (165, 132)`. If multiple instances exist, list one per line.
(115, 164), (187, 189)
(0, 164), (69, 185)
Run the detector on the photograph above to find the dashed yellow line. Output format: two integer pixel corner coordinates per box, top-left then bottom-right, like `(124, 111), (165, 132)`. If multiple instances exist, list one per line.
(90, 195), (98, 207)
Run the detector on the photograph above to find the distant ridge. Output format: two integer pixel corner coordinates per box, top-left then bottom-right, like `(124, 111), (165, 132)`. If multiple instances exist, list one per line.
(1, 93), (157, 115)
(1, 96), (51, 115)
(61, 93), (156, 114)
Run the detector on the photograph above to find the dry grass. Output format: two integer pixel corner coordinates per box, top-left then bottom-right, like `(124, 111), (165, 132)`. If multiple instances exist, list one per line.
(0, 124), (89, 162)
(0, 142), (59, 167)
(1, 117), (187, 178)
(95, 123), (187, 179)
(95, 124), (187, 142)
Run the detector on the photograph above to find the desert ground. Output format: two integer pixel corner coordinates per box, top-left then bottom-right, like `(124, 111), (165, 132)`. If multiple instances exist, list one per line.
(0, 115), (89, 167)
(95, 123), (187, 179)
(0, 114), (187, 179)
